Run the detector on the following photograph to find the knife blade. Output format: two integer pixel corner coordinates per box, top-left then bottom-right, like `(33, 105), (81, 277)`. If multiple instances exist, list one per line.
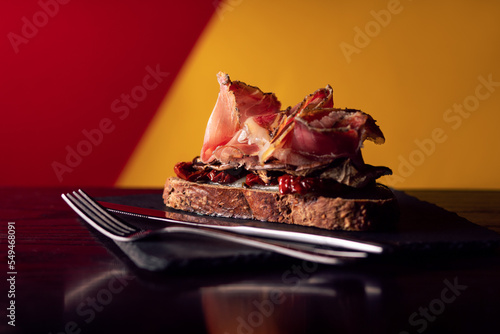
(98, 201), (389, 255)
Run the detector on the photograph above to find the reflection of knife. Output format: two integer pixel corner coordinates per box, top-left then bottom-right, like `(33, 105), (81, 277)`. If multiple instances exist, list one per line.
(99, 201), (389, 255)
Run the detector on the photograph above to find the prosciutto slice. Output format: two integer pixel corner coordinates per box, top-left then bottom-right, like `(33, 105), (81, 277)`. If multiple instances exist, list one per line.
(200, 72), (385, 171)
(200, 72), (281, 163)
(287, 108), (384, 163)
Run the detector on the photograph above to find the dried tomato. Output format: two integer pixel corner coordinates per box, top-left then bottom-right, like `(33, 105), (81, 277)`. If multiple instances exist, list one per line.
(278, 175), (322, 195)
(245, 173), (265, 187)
(278, 174), (347, 195)
(174, 161), (209, 182)
(207, 169), (239, 184)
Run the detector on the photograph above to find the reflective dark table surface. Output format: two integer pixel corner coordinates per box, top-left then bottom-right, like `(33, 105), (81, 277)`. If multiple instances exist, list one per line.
(2, 187), (500, 334)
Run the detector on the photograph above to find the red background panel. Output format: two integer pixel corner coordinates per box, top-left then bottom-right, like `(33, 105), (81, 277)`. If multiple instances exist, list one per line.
(0, 0), (218, 186)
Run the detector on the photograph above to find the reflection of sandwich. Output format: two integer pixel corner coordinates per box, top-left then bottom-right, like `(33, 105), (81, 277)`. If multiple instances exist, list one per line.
(163, 72), (398, 231)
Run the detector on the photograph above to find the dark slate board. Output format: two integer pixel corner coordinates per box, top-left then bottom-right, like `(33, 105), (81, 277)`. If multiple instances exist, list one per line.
(98, 190), (500, 271)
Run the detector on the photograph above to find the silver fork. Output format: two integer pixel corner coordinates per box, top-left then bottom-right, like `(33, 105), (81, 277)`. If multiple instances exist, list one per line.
(61, 190), (368, 265)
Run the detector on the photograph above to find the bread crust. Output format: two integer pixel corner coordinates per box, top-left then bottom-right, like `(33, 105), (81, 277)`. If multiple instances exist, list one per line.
(163, 177), (398, 231)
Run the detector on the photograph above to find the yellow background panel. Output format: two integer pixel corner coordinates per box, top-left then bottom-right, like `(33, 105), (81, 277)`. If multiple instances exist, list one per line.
(117, 0), (500, 189)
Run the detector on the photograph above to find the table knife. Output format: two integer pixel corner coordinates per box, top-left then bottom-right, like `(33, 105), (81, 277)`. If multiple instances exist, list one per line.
(99, 201), (390, 255)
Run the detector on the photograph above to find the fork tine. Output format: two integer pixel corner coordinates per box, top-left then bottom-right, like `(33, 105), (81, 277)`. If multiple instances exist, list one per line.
(74, 190), (136, 234)
(70, 192), (130, 236)
(61, 192), (129, 239)
(63, 192), (137, 237)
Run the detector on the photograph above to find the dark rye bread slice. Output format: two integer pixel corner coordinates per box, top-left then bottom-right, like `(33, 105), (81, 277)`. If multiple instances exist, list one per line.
(163, 177), (399, 231)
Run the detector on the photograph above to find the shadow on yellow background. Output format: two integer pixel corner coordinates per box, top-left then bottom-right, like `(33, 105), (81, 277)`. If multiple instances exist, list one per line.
(118, 0), (500, 190)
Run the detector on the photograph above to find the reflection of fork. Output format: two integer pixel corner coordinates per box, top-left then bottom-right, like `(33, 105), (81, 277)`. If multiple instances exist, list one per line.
(62, 189), (368, 265)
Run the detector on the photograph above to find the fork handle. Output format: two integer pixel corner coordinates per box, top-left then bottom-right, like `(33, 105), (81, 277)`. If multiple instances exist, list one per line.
(142, 225), (368, 265)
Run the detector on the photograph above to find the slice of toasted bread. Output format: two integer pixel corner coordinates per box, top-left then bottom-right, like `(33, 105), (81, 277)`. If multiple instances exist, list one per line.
(163, 177), (398, 231)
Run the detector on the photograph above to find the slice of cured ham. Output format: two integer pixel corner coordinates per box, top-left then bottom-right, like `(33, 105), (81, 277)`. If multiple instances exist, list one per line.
(200, 72), (385, 173)
(200, 72), (281, 163)
(281, 108), (384, 164)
